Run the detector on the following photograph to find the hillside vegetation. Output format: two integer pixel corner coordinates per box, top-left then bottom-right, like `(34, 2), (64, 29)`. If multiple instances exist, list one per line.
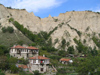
(0, 4), (100, 75)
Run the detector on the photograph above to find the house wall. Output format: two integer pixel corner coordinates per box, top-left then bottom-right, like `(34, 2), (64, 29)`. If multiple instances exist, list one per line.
(29, 59), (50, 64)
(10, 53), (27, 59)
(30, 64), (49, 73)
(28, 53), (38, 57)
(10, 48), (38, 59)
(61, 61), (69, 64)
(23, 68), (28, 71)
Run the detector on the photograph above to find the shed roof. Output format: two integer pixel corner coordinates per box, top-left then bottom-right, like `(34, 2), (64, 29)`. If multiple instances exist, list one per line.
(60, 58), (70, 62)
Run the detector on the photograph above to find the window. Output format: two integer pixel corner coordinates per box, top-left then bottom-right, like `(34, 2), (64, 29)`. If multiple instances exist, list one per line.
(33, 60), (36, 63)
(41, 68), (43, 71)
(40, 60), (44, 63)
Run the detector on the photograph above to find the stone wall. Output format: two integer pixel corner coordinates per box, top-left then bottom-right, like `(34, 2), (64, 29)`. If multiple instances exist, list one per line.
(30, 64), (49, 73)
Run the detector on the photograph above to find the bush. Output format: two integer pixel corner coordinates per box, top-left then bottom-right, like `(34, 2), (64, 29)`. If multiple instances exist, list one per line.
(41, 46), (57, 52)
(54, 19), (58, 22)
(19, 71), (33, 75)
(2, 27), (7, 33)
(56, 68), (67, 75)
(2, 26), (14, 33)
(58, 50), (67, 57)
(34, 70), (40, 75)
(61, 38), (66, 49)
(0, 70), (5, 75)
(0, 45), (8, 56)
(67, 46), (74, 54)
(10, 64), (19, 73)
(7, 26), (14, 33)
(17, 40), (24, 45)
(49, 55), (62, 60)
(9, 18), (14, 22)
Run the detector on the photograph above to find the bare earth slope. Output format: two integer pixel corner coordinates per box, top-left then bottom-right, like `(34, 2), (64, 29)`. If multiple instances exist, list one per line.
(0, 4), (33, 47)
(0, 4), (100, 49)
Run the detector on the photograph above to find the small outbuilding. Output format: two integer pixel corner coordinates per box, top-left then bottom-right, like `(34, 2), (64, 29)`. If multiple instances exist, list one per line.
(60, 58), (73, 64)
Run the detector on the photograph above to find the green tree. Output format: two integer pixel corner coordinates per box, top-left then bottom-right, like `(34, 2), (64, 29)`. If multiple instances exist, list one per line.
(76, 56), (100, 75)
(61, 38), (66, 49)
(10, 64), (19, 73)
(67, 46), (74, 54)
(0, 45), (8, 56)
(56, 68), (67, 75)
(58, 50), (67, 57)
(8, 57), (18, 64)
(0, 70), (5, 75)
(73, 38), (88, 53)
(0, 56), (8, 70)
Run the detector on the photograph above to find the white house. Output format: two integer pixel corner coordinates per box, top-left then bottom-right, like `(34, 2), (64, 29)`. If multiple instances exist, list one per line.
(28, 56), (50, 73)
(10, 45), (39, 59)
(60, 58), (73, 64)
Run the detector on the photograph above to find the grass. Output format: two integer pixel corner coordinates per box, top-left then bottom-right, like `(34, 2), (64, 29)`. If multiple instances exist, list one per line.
(0, 31), (33, 47)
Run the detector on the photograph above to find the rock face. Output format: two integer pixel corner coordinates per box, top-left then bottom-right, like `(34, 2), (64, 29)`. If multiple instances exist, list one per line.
(0, 4), (100, 50)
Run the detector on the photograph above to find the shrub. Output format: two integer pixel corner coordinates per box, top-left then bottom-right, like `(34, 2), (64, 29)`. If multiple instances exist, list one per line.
(7, 26), (14, 33)
(97, 12), (100, 14)
(49, 55), (61, 60)
(7, 7), (12, 9)
(61, 38), (66, 49)
(54, 38), (58, 45)
(17, 40), (24, 45)
(2, 26), (14, 33)
(41, 46), (57, 52)
(2, 27), (7, 33)
(34, 70), (40, 75)
(10, 65), (19, 73)
(58, 50), (67, 57)
(73, 38), (88, 53)
(9, 18), (14, 22)
(67, 46), (74, 54)
(66, 42), (70, 46)
(0, 70), (5, 75)
(56, 68), (67, 75)
(54, 19), (58, 22)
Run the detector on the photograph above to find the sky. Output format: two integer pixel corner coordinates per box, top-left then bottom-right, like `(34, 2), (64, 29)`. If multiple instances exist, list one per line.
(0, 0), (100, 18)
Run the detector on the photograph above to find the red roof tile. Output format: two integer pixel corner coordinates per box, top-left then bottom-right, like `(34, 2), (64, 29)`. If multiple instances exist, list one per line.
(60, 58), (70, 62)
(29, 56), (49, 60)
(18, 65), (28, 69)
(11, 45), (26, 49)
(11, 45), (38, 50)
(18, 65), (22, 68)
(27, 46), (38, 50)
(22, 65), (28, 69)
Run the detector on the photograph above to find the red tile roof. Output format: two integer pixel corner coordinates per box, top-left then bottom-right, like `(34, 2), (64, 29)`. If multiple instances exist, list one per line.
(11, 45), (26, 49)
(18, 65), (22, 68)
(18, 65), (28, 69)
(11, 45), (38, 50)
(29, 56), (49, 60)
(60, 58), (70, 62)
(22, 65), (28, 69)
(27, 46), (38, 50)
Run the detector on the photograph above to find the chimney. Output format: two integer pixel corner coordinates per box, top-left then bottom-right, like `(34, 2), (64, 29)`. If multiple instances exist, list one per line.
(14, 45), (16, 47)
(43, 54), (45, 57)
